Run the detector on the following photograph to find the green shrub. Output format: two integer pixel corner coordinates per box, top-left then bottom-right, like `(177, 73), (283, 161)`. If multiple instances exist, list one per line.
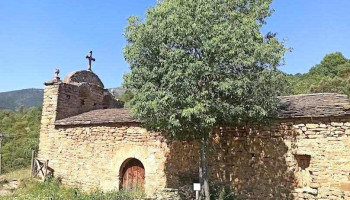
(0, 107), (41, 173)
(210, 185), (240, 200)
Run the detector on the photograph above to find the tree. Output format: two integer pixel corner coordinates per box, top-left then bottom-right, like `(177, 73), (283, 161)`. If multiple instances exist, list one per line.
(123, 0), (287, 199)
(0, 107), (41, 172)
(290, 52), (350, 96)
(308, 52), (347, 77)
(117, 90), (134, 107)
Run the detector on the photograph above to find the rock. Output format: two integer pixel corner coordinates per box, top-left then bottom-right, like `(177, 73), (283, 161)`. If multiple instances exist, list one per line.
(345, 129), (350, 135)
(0, 189), (12, 196)
(0, 175), (7, 183)
(295, 187), (318, 195)
(306, 124), (319, 129)
(154, 188), (181, 200)
(331, 122), (343, 127)
(341, 182), (350, 191)
(3, 180), (20, 190)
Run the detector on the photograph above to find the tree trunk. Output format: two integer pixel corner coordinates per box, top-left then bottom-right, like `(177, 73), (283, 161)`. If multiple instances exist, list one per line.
(199, 133), (210, 200)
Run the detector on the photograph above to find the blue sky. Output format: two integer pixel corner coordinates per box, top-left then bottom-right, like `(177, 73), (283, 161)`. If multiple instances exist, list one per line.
(0, 0), (350, 92)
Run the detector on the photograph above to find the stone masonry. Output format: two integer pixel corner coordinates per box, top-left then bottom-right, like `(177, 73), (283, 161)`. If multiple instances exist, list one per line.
(38, 69), (350, 199)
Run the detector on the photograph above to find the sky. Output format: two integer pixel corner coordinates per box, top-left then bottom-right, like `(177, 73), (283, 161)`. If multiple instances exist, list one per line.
(0, 0), (350, 92)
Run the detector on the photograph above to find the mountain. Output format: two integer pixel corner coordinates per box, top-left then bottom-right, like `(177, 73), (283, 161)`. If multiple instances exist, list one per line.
(0, 89), (44, 111)
(0, 87), (126, 111)
(109, 86), (126, 98)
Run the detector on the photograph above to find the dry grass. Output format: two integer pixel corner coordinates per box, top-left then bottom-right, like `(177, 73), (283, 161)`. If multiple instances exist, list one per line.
(2, 167), (31, 181)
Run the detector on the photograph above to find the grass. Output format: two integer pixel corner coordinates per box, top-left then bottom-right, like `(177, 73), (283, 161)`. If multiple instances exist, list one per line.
(1, 168), (145, 200)
(2, 166), (31, 181)
(4, 178), (144, 200)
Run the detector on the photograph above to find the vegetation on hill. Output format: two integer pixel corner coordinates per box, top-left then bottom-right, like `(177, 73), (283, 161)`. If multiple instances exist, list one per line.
(109, 86), (126, 98)
(0, 87), (127, 111)
(288, 52), (350, 96)
(0, 107), (41, 173)
(0, 89), (43, 111)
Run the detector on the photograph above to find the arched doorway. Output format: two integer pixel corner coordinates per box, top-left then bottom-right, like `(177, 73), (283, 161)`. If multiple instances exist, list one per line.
(119, 158), (145, 192)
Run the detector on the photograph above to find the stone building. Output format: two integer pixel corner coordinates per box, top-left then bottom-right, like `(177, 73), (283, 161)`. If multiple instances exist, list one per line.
(38, 67), (350, 200)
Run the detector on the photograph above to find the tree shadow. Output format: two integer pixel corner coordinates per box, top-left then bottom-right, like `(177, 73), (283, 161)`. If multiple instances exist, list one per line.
(164, 125), (297, 200)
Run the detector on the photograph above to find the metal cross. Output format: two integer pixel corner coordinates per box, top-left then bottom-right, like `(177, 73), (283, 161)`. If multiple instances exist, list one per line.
(86, 51), (95, 71)
(54, 69), (60, 78)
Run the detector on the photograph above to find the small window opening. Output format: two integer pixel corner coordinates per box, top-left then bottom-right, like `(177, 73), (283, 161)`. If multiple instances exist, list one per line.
(102, 95), (110, 109)
(81, 99), (85, 106)
(295, 154), (311, 170)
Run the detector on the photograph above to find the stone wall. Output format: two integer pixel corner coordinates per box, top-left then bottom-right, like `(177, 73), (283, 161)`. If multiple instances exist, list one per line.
(39, 115), (350, 199)
(43, 70), (123, 121)
(56, 83), (122, 120)
(165, 117), (350, 200)
(39, 78), (124, 179)
(39, 123), (169, 196)
(38, 71), (350, 199)
(38, 81), (171, 197)
(39, 84), (60, 158)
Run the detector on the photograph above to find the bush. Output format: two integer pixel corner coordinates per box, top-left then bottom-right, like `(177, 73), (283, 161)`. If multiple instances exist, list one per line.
(210, 185), (240, 200)
(0, 107), (41, 173)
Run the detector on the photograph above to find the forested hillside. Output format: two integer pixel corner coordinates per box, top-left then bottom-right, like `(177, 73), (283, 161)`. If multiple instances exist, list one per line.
(0, 107), (41, 172)
(109, 86), (126, 98)
(288, 52), (350, 96)
(0, 89), (43, 111)
(0, 87), (127, 111)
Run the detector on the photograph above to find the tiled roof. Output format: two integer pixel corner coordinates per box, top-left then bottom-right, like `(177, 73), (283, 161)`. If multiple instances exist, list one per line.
(278, 93), (350, 118)
(55, 93), (350, 126)
(55, 109), (137, 125)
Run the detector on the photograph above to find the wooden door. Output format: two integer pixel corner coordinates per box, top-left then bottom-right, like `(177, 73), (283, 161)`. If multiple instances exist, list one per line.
(121, 159), (145, 191)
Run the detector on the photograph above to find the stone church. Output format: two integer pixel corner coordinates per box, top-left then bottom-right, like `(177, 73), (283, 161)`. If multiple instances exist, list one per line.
(38, 63), (350, 199)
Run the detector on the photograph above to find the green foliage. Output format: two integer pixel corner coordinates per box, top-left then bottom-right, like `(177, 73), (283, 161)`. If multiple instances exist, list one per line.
(124, 0), (287, 138)
(0, 107), (41, 172)
(210, 185), (240, 200)
(309, 52), (347, 76)
(4, 177), (144, 200)
(289, 52), (350, 96)
(116, 90), (134, 107)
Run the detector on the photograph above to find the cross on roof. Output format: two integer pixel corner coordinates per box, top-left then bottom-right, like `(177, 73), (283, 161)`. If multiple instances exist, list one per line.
(54, 69), (60, 78)
(86, 51), (95, 71)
